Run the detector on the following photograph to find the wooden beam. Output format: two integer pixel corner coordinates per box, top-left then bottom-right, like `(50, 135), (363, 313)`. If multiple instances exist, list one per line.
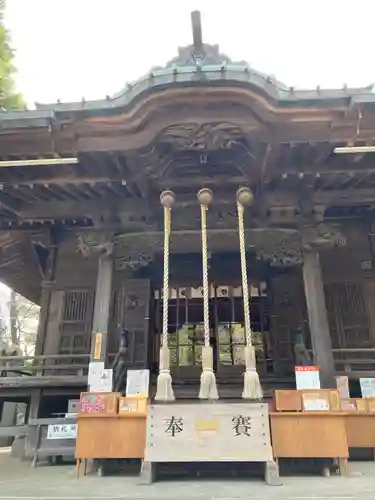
(0, 192), (21, 216)
(157, 175), (247, 188)
(2, 175), (127, 188)
(0, 375), (87, 388)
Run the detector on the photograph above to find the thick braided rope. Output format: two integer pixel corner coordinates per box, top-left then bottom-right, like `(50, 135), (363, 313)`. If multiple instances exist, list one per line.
(200, 204), (210, 347)
(162, 206), (171, 348)
(237, 201), (252, 347)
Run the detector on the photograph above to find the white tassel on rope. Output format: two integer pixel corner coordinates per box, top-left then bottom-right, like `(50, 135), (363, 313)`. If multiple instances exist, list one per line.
(155, 190), (175, 402)
(197, 188), (219, 400)
(236, 187), (263, 400)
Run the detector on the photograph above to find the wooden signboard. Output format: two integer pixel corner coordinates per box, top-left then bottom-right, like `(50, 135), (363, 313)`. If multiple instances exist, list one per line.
(274, 390), (302, 411)
(79, 392), (119, 416)
(144, 403), (273, 463)
(301, 391), (330, 411)
(118, 397), (147, 416)
(300, 389), (340, 412)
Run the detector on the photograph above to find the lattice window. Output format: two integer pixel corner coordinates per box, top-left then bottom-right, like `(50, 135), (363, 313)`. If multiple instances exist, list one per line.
(59, 290), (94, 354)
(324, 282), (371, 349)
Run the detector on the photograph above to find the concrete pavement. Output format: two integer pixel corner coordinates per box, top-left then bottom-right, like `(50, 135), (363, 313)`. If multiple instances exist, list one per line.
(0, 451), (375, 499)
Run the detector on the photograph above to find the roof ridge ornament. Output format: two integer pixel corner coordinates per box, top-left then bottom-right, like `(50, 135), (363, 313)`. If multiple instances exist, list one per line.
(191, 10), (203, 59)
(164, 10), (234, 68)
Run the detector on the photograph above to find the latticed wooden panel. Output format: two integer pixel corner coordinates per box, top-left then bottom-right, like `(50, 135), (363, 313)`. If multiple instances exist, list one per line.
(59, 290), (94, 355)
(268, 272), (307, 374)
(324, 282), (371, 349)
(62, 290), (93, 322)
(116, 280), (151, 367)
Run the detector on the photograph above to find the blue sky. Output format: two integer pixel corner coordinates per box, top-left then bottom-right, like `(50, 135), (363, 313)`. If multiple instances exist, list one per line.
(5, 0), (375, 106)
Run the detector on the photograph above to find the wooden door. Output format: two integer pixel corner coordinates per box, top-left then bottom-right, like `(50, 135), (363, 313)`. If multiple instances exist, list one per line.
(268, 271), (306, 374)
(118, 279), (151, 369)
(324, 282), (371, 348)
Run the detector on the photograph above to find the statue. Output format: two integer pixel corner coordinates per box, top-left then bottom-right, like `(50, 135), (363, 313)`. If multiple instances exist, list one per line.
(112, 328), (129, 393)
(293, 325), (312, 366)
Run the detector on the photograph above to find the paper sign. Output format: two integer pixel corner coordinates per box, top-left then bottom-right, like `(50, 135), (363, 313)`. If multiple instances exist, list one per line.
(67, 399), (80, 415)
(336, 376), (350, 399)
(295, 366), (321, 390)
(93, 333), (103, 360)
(360, 378), (375, 398)
(47, 423), (77, 440)
(88, 362), (104, 391)
(303, 397), (330, 411)
(126, 369), (150, 397)
(88, 363), (113, 392)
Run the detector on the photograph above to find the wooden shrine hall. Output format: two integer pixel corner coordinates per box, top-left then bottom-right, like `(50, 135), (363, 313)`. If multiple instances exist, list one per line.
(1, 10), (375, 418)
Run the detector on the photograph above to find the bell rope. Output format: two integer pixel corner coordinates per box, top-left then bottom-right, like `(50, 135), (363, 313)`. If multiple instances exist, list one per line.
(155, 190), (175, 401)
(237, 187), (263, 400)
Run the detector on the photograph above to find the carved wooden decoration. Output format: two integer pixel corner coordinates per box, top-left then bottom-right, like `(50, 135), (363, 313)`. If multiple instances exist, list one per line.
(76, 232), (114, 257)
(114, 253), (153, 271)
(159, 123), (247, 150)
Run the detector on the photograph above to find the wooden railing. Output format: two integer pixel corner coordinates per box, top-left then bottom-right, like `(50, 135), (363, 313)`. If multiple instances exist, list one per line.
(0, 353), (122, 378)
(333, 348), (375, 375)
(0, 348), (375, 381)
(0, 354), (91, 377)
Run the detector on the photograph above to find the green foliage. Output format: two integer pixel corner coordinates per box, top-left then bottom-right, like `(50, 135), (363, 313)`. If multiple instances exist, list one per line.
(0, 0), (24, 110)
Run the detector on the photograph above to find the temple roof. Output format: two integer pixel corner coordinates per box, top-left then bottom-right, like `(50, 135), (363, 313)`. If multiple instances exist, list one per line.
(12, 10), (370, 122)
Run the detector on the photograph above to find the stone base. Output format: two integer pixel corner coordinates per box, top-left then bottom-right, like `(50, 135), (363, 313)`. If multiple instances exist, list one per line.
(139, 461), (156, 484)
(140, 460), (282, 485)
(11, 436), (26, 459)
(264, 460), (282, 486)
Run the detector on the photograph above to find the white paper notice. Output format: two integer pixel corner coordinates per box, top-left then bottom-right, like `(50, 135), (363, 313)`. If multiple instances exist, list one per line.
(336, 376), (350, 398)
(126, 369), (150, 397)
(88, 362), (113, 392)
(97, 368), (113, 392)
(303, 397), (330, 411)
(88, 362), (104, 389)
(47, 423), (77, 440)
(360, 378), (375, 398)
(295, 366), (321, 390)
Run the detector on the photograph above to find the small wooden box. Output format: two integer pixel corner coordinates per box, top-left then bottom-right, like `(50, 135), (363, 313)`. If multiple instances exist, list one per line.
(79, 392), (120, 416)
(356, 398), (368, 412)
(366, 398), (375, 413)
(341, 398), (357, 412)
(118, 396), (147, 416)
(301, 390), (330, 411)
(274, 390), (302, 411)
(328, 390), (341, 411)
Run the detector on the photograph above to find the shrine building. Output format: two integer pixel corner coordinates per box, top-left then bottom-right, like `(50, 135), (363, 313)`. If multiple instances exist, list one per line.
(1, 11), (375, 419)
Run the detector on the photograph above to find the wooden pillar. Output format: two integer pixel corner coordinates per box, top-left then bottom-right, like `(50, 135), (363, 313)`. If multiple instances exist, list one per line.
(34, 246), (57, 357)
(302, 249), (335, 388)
(90, 253), (113, 364)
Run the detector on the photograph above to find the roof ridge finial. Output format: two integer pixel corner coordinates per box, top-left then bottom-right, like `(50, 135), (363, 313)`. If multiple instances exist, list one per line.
(191, 10), (203, 55)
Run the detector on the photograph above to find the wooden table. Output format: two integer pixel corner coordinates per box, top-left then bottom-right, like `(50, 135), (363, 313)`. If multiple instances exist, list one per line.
(270, 412), (349, 475)
(345, 413), (375, 455)
(75, 414), (147, 477)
